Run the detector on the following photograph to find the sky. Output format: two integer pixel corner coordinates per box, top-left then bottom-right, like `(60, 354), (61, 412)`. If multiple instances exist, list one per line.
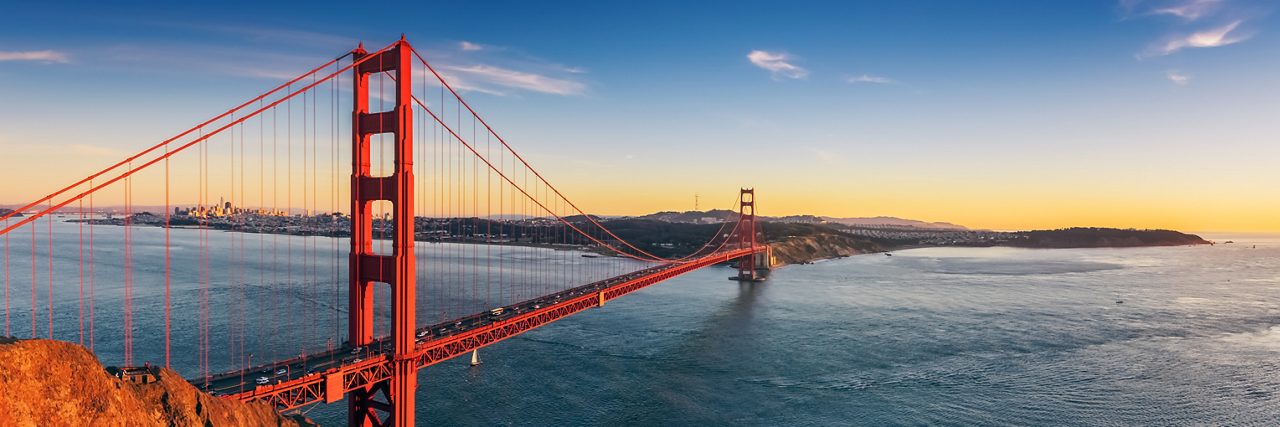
(1, 0), (1278, 232)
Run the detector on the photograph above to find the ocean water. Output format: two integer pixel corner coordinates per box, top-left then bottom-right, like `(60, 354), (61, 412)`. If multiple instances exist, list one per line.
(379, 234), (1280, 426)
(4, 220), (1279, 425)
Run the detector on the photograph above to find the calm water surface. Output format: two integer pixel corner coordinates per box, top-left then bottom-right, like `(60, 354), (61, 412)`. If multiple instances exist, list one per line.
(384, 234), (1280, 426)
(5, 222), (1279, 425)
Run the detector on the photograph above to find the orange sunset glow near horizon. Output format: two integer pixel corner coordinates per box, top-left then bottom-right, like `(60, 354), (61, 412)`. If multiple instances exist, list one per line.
(3, 2), (1279, 234)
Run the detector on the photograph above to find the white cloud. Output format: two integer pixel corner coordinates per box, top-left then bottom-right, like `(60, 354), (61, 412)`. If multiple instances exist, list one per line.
(1144, 20), (1250, 56)
(747, 50), (808, 80)
(459, 41), (484, 51)
(847, 74), (895, 84)
(442, 64), (586, 96)
(0, 50), (70, 63)
(428, 72), (510, 96)
(1166, 70), (1191, 85)
(1150, 0), (1224, 21)
(1119, 0), (1224, 21)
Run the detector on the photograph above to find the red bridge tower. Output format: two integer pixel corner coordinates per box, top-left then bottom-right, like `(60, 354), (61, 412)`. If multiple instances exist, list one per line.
(736, 188), (761, 281)
(348, 38), (417, 427)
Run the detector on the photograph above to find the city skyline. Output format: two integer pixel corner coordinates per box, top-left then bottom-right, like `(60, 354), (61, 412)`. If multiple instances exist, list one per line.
(2, 1), (1278, 232)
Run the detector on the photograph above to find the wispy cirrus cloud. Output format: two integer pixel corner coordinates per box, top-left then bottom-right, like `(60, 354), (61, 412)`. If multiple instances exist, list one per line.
(1120, 0), (1226, 21)
(412, 40), (588, 96)
(1124, 0), (1265, 59)
(1166, 70), (1191, 85)
(1143, 19), (1250, 57)
(75, 21), (590, 98)
(0, 50), (70, 63)
(847, 74), (895, 84)
(1150, 0), (1225, 20)
(747, 50), (808, 80)
(441, 64), (586, 96)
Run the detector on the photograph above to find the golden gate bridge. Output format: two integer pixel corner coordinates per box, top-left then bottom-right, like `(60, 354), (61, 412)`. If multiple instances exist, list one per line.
(0, 37), (769, 426)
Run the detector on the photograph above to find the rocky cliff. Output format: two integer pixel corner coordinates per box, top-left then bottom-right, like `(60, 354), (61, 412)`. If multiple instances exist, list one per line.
(768, 232), (887, 266)
(0, 337), (313, 427)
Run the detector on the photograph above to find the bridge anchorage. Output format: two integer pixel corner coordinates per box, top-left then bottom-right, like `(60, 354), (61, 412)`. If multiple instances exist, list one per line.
(0, 37), (769, 427)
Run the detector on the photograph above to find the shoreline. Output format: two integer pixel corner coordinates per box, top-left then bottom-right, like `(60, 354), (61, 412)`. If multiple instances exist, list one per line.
(70, 219), (1212, 268)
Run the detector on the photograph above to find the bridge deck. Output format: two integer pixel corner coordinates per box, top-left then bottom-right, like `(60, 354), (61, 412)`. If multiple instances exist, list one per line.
(196, 247), (761, 410)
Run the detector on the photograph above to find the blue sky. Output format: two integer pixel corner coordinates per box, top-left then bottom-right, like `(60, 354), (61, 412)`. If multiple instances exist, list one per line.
(2, 1), (1278, 230)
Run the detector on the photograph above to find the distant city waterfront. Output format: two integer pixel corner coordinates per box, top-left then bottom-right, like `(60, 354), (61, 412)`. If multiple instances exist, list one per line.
(76, 199), (585, 248)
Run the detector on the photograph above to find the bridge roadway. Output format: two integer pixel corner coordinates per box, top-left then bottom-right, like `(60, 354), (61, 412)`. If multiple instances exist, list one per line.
(194, 247), (762, 409)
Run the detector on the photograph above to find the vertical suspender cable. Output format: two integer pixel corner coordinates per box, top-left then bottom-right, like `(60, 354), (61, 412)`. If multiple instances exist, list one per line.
(124, 165), (132, 364)
(30, 212), (35, 338)
(302, 87), (309, 351)
(79, 198), (84, 345)
(259, 98), (267, 368)
(164, 144), (171, 368)
(310, 73), (317, 352)
(88, 181), (94, 351)
(46, 200), (52, 339)
(200, 127), (209, 382)
(287, 89), (294, 355)
(229, 117), (237, 369)
(239, 117), (247, 370)
(4, 214), (7, 337)
(258, 98), (266, 367)
(486, 123), (492, 310)
(325, 60), (335, 347)
(272, 105), (278, 363)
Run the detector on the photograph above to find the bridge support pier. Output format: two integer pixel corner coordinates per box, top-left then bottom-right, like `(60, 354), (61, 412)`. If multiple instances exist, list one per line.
(390, 360), (417, 425)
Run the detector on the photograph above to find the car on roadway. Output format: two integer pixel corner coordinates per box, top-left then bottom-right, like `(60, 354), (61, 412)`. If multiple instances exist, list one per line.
(255, 377), (270, 385)
(275, 368), (287, 376)
(416, 330), (429, 338)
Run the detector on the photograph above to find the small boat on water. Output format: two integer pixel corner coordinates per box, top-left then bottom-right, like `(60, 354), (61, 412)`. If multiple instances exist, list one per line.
(885, 253), (893, 257)
(581, 253), (601, 258)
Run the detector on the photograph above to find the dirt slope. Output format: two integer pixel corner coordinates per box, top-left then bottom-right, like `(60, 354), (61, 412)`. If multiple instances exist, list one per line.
(0, 337), (314, 426)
